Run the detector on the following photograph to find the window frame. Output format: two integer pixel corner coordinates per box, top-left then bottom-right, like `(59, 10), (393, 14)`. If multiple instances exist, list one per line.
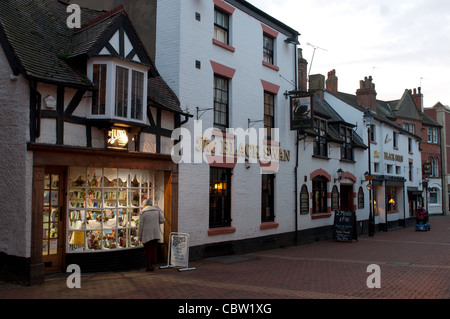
(209, 167), (232, 228)
(263, 33), (275, 65)
(340, 125), (353, 161)
(214, 8), (230, 45)
(87, 57), (149, 124)
(92, 64), (107, 115)
(312, 176), (328, 214)
(358, 186), (365, 209)
(264, 91), (275, 140)
(213, 75), (229, 131)
(313, 117), (328, 157)
(261, 174), (275, 222)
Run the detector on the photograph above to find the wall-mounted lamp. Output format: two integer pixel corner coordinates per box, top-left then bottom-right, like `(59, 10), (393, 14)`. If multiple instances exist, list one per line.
(334, 168), (344, 183)
(361, 171), (369, 184)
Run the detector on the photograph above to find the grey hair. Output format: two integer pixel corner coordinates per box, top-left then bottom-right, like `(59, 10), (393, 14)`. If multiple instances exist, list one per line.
(143, 199), (153, 207)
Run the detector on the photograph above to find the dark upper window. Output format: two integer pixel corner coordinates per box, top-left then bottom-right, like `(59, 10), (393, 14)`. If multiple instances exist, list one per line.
(131, 70), (144, 120)
(314, 117), (328, 157)
(92, 64), (107, 115)
(213, 75), (229, 131)
(340, 125), (353, 161)
(264, 92), (274, 140)
(263, 34), (274, 65)
(115, 66), (129, 118)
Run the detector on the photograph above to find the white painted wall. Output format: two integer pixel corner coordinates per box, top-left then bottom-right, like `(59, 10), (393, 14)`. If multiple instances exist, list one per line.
(0, 47), (33, 258)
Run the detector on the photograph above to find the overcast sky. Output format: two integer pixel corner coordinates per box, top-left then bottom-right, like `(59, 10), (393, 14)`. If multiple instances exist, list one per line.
(247, 0), (450, 108)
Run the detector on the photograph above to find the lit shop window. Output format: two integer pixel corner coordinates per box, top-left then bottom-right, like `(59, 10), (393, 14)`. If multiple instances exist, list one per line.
(68, 168), (155, 252)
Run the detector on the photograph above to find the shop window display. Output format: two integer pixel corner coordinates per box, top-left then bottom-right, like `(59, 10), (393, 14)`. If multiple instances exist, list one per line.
(68, 168), (155, 252)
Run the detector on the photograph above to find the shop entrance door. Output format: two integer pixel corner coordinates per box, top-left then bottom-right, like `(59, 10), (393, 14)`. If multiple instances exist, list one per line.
(42, 168), (66, 272)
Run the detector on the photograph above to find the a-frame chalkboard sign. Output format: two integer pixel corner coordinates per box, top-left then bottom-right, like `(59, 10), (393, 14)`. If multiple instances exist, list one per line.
(333, 211), (358, 242)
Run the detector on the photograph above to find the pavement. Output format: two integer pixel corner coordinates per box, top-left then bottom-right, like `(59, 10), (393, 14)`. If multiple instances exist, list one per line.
(1, 216), (449, 303)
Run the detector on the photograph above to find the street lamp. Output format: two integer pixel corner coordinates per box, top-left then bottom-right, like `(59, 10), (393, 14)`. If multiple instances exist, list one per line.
(364, 110), (375, 237)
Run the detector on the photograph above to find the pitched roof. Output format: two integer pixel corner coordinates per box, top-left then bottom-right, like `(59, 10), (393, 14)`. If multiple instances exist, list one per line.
(0, 0), (182, 113)
(0, 0), (102, 87)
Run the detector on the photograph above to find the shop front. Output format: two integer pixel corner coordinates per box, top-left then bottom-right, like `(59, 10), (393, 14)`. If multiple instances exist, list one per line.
(30, 144), (178, 275)
(373, 176), (406, 231)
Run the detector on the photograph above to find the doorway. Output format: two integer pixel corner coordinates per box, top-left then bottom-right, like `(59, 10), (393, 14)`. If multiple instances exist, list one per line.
(42, 167), (66, 272)
(340, 184), (354, 211)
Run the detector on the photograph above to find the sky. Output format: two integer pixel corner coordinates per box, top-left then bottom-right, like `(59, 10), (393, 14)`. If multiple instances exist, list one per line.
(247, 0), (450, 108)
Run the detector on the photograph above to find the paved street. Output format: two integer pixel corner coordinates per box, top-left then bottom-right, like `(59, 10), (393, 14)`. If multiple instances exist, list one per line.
(1, 216), (449, 302)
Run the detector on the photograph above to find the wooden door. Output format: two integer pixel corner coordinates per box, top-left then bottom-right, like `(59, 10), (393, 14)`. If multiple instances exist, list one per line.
(42, 168), (66, 272)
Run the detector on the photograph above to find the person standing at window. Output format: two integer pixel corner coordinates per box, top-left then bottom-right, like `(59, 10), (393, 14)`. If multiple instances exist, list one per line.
(138, 199), (165, 271)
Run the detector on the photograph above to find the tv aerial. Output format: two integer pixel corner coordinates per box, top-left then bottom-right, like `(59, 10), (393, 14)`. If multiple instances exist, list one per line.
(306, 42), (328, 77)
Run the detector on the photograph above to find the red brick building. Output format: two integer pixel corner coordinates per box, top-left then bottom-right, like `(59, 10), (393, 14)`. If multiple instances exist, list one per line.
(425, 102), (450, 215)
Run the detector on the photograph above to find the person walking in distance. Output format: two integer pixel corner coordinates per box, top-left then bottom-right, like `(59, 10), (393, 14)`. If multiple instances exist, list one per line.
(138, 199), (165, 271)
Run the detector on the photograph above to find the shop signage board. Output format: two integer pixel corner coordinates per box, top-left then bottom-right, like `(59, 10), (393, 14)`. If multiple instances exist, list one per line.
(333, 211), (358, 242)
(160, 232), (196, 272)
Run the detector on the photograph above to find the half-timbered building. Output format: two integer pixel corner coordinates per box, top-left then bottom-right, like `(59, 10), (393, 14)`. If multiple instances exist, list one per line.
(0, 0), (188, 284)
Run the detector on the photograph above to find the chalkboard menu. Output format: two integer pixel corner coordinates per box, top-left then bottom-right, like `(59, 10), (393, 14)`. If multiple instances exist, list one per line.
(333, 211), (358, 242)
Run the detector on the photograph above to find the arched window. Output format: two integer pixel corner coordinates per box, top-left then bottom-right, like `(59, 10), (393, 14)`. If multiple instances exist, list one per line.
(300, 184), (309, 215)
(358, 186), (365, 209)
(312, 176), (328, 214)
(331, 185), (339, 211)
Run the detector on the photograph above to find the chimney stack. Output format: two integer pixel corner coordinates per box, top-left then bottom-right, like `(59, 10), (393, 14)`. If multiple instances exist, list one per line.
(326, 69), (338, 92)
(309, 74), (325, 101)
(411, 87), (423, 112)
(297, 48), (308, 91)
(356, 76), (377, 111)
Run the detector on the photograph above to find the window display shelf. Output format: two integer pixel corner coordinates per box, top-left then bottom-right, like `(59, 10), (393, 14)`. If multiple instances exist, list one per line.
(67, 167), (154, 253)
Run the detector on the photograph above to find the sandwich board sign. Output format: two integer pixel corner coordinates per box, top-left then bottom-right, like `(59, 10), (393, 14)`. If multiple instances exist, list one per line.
(160, 232), (195, 272)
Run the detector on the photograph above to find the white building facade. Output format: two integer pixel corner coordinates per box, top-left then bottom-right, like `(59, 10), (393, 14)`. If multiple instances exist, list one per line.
(325, 74), (423, 231)
(156, 0), (305, 256)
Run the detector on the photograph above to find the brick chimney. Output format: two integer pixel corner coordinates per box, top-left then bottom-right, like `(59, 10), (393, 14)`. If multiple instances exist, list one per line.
(326, 69), (338, 92)
(309, 74), (325, 101)
(411, 87), (423, 112)
(356, 76), (377, 111)
(297, 48), (308, 91)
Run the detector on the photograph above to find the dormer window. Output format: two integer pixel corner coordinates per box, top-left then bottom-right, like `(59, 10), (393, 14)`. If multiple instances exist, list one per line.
(88, 58), (148, 123)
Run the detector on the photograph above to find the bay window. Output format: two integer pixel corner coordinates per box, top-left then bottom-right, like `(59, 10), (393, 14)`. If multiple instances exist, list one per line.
(88, 58), (148, 123)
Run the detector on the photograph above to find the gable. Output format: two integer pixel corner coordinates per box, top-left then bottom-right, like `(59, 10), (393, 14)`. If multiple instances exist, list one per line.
(392, 90), (422, 120)
(87, 14), (150, 66)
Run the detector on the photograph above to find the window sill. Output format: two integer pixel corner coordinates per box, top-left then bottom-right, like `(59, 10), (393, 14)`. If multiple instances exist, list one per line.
(212, 39), (235, 52)
(387, 210), (399, 214)
(262, 61), (279, 71)
(311, 212), (332, 219)
(208, 226), (236, 236)
(260, 221), (279, 230)
(312, 155), (329, 160)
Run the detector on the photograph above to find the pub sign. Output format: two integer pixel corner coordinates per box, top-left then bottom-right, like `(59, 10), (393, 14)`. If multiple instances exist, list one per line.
(290, 94), (313, 131)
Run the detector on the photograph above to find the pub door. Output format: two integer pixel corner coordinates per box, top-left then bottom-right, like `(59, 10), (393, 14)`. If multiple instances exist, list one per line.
(340, 184), (354, 211)
(42, 167), (66, 272)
